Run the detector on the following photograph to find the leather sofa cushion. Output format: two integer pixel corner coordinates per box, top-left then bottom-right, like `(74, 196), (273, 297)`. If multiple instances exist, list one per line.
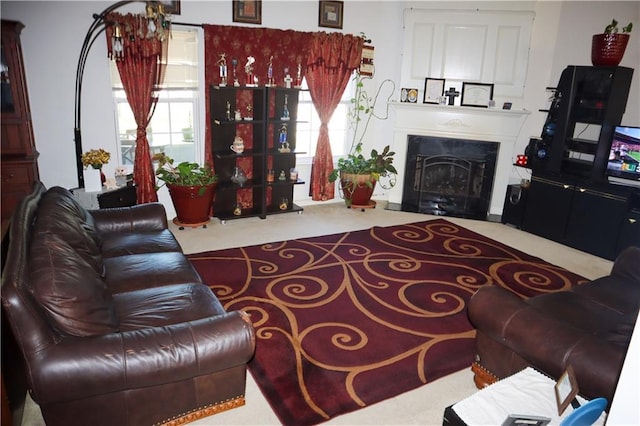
(41, 186), (102, 246)
(100, 229), (183, 258)
(34, 188), (104, 276)
(104, 252), (204, 293)
(29, 233), (118, 337)
(114, 284), (225, 331)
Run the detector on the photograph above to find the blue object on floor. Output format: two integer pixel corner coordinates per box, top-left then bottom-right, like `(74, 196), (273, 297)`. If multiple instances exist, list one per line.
(560, 398), (607, 426)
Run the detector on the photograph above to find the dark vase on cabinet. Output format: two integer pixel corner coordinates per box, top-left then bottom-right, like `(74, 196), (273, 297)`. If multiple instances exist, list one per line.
(210, 85), (305, 223)
(1, 20), (40, 225)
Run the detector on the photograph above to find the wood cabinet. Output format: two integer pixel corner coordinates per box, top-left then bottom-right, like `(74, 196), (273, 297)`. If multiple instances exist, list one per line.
(522, 174), (636, 260)
(210, 86), (304, 222)
(1, 20), (39, 224)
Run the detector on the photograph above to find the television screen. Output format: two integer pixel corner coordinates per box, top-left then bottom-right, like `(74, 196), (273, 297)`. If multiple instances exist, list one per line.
(607, 126), (640, 182)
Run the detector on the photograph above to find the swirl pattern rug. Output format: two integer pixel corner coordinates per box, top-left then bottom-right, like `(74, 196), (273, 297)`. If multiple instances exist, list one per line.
(188, 219), (588, 425)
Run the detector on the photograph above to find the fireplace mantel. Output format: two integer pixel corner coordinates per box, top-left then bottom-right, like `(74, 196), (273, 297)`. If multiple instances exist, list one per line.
(388, 102), (530, 217)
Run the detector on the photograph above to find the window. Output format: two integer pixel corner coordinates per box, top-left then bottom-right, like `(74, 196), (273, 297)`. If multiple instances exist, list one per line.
(295, 75), (354, 162)
(111, 28), (200, 165)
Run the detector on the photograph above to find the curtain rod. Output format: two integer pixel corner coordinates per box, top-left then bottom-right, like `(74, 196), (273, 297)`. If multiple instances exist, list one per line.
(173, 22), (204, 28)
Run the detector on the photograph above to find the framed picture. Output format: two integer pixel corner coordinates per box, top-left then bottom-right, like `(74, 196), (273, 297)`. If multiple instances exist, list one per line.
(159, 1), (181, 15)
(423, 78), (445, 104)
(233, 0), (262, 24)
(319, 1), (344, 29)
(400, 88), (419, 103)
(461, 82), (494, 108)
(555, 366), (579, 415)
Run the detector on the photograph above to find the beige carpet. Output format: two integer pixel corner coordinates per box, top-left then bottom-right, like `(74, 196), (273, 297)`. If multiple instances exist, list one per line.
(20, 201), (613, 426)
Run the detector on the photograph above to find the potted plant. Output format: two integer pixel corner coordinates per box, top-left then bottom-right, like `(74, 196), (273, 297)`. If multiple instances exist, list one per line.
(592, 19), (633, 66)
(153, 153), (218, 227)
(328, 71), (397, 208)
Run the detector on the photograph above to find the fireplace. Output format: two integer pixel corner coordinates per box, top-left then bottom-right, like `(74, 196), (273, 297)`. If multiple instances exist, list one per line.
(402, 135), (498, 219)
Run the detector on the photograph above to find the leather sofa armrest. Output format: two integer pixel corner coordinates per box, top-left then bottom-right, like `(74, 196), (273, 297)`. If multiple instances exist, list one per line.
(90, 203), (169, 234)
(468, 286), (624, 401)
(28, 311), (255, 405)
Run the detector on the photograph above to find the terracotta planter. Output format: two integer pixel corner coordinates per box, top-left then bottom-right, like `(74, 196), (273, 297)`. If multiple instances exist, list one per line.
(167, 183), (215, 225)
(591, 33), (629, 66)
(340, 173), (377, 207)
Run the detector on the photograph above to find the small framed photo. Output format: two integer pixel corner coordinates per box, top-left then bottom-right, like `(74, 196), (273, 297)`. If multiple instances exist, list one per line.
(319, 1), (344, 29)
(159, 0), (181, 15)
(503, 102), (513, 110)
(555, 366), (579, 415)
(423, 78), (445, 104)
(400, 88), (419, 103)
(233, 0), (262, 25)
(461, 82), (494, 108)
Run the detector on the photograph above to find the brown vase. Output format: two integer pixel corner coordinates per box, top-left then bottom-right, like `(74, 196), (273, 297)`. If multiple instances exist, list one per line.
(167, 183), (216, 225)
(340, 173), (377, 207)
(591, 33), (629, 66)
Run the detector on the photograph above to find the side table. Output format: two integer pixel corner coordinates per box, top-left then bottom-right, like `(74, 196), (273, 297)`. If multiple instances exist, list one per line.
(443, 367), (606, 425)
(71, 185), (137, 210)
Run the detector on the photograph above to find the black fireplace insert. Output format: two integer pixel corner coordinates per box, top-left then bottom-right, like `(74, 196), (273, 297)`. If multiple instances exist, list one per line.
(401, 135), (498, 219)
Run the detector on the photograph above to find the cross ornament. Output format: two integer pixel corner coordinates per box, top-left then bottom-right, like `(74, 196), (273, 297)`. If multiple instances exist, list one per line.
(444, 87), (460, 105)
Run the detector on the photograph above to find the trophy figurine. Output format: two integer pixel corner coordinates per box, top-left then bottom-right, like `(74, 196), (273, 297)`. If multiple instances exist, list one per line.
(266, 56), (275, 87)
(284, 67), (293, 89)
(294, 62), (302, 88)
(245, 56), (256, 87)
(217, 53), (227, 87)
(232, 58), (239, 87)
(281, 94), (290, 121)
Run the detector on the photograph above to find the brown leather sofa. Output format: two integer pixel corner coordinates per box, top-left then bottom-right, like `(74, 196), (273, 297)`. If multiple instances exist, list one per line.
(468, 246), (640, 407)
(1, 182), (256, 426)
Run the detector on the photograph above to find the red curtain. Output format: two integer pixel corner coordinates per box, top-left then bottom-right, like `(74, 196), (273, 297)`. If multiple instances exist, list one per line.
(306, 33), (363, 201)
(105, 12), (168, 204)
(203, 25), (312, 208)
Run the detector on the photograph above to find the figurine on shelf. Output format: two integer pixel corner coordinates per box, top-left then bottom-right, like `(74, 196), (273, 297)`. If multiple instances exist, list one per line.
(230, 166), (247, 187)
(266, 56), (275, 87)
(217, 53), (227, 87)
(245, 104), (253, 121)
(281, 94), (290, 121)
(278, 171), (286, 181)
(279, 197), (288, 210)
(284, 67), (293, 89)
(232, 58), (239, 87)
(230, 135), (244, 154)
(245, 56), (256, 86)
(294, 62), (302, 88)
(225, 100), (232, 121)
(234, 108), (242, 121)
(278, 124), (290, 152)
(233, 203), (242, 216)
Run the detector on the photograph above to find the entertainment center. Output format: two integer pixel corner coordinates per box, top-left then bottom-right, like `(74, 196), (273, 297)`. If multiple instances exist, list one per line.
(506, 66), (639, 261)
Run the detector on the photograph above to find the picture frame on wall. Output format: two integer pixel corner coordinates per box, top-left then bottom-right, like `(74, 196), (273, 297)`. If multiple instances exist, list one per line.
(423, 78), (445, 104)
(233, 0), (262, 24)
(159, 0), (181, 15)
(461, 82), (494, 108)
(319, 1), (344, 29)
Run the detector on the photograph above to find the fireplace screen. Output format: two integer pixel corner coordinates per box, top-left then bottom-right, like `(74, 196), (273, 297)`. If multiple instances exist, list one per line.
(402, 136), (498, 219)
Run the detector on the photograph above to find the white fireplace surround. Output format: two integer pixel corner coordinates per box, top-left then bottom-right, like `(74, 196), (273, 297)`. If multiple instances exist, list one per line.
(388, 102), (530, 217)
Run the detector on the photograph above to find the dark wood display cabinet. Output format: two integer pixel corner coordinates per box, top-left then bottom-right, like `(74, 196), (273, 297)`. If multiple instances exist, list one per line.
(210, 85), (305, 223)
(1, 20), (39, 225)
(522, 173), (637, 260)
(518, 65), (638, 261)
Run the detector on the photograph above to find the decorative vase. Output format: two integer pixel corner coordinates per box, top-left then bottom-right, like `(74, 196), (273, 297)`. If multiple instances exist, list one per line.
(167, 183), (216, 226)
(83, 168), (103, 192)
(340, 173), (377, 208)
(591, 33), (630, 66)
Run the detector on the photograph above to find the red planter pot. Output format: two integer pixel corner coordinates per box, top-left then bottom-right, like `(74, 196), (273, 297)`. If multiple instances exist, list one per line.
(340, 173), (377, 207)
(167, 183), (215, 225)
(591, 33), (629, 66)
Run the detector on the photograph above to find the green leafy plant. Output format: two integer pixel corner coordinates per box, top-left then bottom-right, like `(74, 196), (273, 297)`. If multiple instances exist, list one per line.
(604, 19), (633, 34)
(328, 70), (397, 187)
(153, 153), (217, 196)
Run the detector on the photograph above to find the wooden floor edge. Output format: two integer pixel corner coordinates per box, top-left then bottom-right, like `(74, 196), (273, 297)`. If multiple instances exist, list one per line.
(471, 361), (498, 389)
(158, 396), (246, 426)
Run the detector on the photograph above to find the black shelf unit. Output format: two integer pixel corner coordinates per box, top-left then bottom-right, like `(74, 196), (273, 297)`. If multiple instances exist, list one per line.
(210, 86), (305, 222)
(520, 65), (638, 260)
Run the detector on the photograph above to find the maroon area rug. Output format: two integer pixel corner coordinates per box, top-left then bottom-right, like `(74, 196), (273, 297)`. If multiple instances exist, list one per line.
(188, 218), (588, 425)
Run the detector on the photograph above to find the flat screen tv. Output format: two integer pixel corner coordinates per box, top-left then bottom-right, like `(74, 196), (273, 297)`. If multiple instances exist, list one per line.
(607, 125), (640, 183)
